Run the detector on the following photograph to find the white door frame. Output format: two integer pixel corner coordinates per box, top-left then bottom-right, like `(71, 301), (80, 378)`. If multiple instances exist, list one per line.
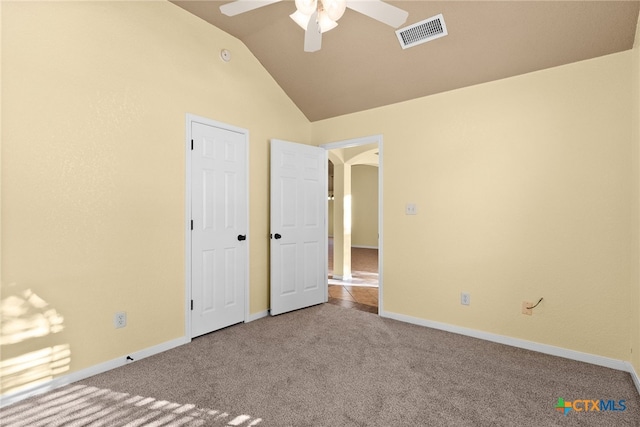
(320, 134), (384, 313)
(184, 113), (250, 340)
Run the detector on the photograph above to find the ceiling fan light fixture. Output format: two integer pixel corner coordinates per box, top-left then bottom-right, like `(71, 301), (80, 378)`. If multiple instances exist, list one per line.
(295, 0), (317, 16)
(321, 0), (347, 21)
(290, 10), (337, 33)
(220, 0), (409, 53)
(290, 10), (311, 30)
(318, 11), (338, 32)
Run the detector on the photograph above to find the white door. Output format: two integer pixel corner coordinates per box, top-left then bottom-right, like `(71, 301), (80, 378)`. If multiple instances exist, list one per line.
(270, 139), (327, 316)
(191, 120), (247, 337)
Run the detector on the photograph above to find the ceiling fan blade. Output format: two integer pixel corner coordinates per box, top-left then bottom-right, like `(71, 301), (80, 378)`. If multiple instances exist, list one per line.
(345, 0), (408, 28)
(220, 0), (282, 17)
(304, 11), (322, 52)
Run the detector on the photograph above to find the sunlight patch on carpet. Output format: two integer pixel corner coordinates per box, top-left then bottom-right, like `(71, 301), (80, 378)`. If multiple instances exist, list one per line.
(1, 384), (262, 426)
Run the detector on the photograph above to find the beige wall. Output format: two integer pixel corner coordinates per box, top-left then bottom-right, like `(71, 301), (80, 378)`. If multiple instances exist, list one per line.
(632, 15), (640, 373)
(1, 0), (310, 394)
(313, 51), (635, 361)
(2, 0), (640, 399)
(351, 165), (378, 248)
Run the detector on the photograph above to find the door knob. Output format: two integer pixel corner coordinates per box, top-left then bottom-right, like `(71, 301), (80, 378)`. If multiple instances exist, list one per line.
(237, 234), (247, 241)
(274, 233), (282, 240)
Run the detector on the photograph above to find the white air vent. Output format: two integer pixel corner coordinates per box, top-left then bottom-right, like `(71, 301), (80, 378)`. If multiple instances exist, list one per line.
(396, 14), (447, 49)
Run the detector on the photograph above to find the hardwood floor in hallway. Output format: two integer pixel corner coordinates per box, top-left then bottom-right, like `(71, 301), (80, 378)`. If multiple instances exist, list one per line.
(327, 237), (379, 314)
(327, 284), (378, 314)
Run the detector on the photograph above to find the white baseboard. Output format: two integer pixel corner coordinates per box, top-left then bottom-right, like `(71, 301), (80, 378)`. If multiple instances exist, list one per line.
(380, 310), (630, 372)
(351, 245), (378, 249)
(0, 336), (188, 408)
(247, 310), (269, 322)
(626, 362), (640, 396)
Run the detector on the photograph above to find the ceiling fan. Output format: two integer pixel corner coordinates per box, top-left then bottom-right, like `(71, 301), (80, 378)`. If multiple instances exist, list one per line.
(220, 0), (409, 52)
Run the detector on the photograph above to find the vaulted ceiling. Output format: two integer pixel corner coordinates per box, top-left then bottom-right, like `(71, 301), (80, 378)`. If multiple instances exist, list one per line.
(173, 1), (640, 122)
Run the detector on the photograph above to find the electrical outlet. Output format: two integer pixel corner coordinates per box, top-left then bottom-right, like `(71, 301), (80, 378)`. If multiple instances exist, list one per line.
(522, 302), (532, 316)
(114, 311), (127, 328)
(461, 292), (470, 306)
(405, 203), (417, 215)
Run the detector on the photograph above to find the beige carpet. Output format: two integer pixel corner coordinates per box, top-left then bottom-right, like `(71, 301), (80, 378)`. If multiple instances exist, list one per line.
(3, 303), (639, 426)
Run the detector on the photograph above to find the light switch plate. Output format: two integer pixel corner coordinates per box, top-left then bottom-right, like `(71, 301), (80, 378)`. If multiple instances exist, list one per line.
(406, 203), (417, 215)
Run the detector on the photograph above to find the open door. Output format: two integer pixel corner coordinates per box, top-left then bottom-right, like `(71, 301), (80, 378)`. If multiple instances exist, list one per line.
(270, 139), (327, 315)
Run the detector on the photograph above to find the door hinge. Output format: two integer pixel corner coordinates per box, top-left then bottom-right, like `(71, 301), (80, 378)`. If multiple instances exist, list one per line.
(191, 300), (193, 310)
(191, 139), (194, 150)
(191, 220), (193, 230)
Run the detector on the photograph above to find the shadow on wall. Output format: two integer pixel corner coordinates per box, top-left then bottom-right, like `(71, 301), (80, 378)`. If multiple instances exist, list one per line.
(0, 283), (70, 399)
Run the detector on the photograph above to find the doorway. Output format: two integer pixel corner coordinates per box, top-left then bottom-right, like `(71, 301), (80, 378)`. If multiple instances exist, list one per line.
(321, 136), (383, 314)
